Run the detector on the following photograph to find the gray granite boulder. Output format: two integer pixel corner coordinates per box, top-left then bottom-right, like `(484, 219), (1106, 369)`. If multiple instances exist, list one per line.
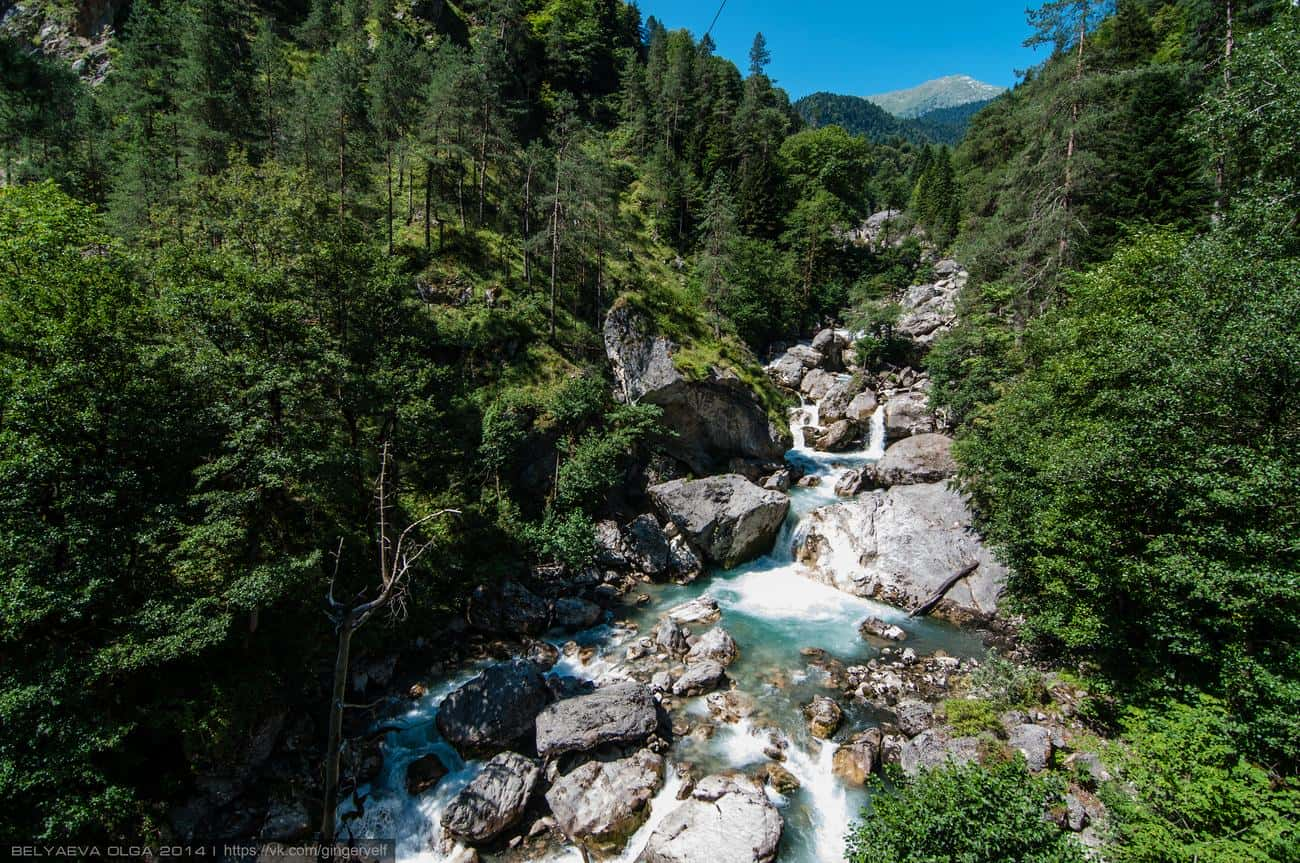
(649, 475), (789, 567)
(535, 682), (659, 758)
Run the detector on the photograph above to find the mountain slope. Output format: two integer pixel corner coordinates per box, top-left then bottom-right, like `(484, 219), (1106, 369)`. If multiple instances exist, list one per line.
(868, 74), (1004, 118)
(794, 91), (996, 146)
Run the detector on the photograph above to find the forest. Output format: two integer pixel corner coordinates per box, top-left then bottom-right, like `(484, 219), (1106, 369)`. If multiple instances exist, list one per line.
(0, 0), (1297, 861)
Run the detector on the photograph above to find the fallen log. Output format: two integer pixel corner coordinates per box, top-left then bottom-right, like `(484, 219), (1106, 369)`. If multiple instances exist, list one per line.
(908, 561), (979, 618)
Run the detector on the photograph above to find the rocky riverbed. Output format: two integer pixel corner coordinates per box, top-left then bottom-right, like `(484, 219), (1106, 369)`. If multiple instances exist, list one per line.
(317, 260), (1105, 862)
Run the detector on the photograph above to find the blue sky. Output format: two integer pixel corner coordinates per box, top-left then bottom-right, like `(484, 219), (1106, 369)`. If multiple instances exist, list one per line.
(638, 0), (1047, 99)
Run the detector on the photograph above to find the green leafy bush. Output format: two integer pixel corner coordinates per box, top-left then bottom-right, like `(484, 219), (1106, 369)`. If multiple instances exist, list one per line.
(1103, 698), (1300, 863)
(942, 698), (1004, 737)
(956, 228), (1300, 767)
(846, 759), (1086, 863)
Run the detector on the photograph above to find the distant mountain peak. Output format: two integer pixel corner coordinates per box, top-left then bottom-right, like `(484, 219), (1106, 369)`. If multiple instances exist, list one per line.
(867, 75), (1005, 119)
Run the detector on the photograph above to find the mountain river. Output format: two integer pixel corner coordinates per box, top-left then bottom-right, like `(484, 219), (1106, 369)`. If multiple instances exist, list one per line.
(340, 392), (988, 863)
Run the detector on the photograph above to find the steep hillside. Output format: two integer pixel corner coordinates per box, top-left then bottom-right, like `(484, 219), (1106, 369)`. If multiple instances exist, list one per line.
(795, 90), (996, 145)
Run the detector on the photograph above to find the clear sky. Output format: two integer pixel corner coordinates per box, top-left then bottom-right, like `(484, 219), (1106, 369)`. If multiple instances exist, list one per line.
(638, 0), (1046, 99)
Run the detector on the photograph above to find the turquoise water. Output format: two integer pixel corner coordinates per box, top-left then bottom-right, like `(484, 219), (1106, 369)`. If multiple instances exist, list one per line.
(344, 397), (988, 862)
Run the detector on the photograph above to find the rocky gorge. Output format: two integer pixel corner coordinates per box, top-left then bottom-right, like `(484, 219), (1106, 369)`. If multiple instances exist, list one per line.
(242, 256), (1107, 862)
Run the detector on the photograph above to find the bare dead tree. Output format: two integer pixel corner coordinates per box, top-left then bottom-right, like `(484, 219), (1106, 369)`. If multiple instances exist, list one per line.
(320, 442), (458, 843)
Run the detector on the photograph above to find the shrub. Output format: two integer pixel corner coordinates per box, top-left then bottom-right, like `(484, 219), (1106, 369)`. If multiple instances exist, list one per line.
(1103, 698), (1300, 863)
(942, 698), (1004, 737)
(846, 759), (1086, 863)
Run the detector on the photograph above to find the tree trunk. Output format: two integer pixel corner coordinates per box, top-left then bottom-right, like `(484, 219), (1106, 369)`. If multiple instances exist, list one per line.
(909, 562), (980, 618)
(550, 161), (563, 338)
(424, 159), (433, 253)
(320, 611), (357, 843)
(386, 142), (394, 255)
(1214, 0), (1234, 219)
(338, 111), (347, 233)
(523, 160), (534, 290)
(1059, 7), (1087, 263)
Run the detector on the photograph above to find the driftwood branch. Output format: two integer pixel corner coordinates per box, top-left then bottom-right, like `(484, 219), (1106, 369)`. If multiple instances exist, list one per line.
(909, 561), (979, 618)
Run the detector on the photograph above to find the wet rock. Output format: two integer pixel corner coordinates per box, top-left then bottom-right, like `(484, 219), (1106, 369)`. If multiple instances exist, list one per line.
(894, 700), (934, 737)
(686, 627), (739, 667)
(1008, 723), (1053, 772)
(553, 597), (603, 630)
(666, 596), (721, 625)
(767, 344), (824, 389)
(761, 763), (801, 795)
(405, 753), (449, 796)
(804, 696), (843, 739)
(442, 752), (541, 843)
(834, 467), (869, 497)
(605, 304), (789, 474)
(819, 377), (864, 425)
(547, 675), (595, 701)
(705, 689), (755, 723)
(466, 580), (552, 635)
(535, 682), (659, 758)
(831, 729), (882, 784)
(546, 749), (665, 852)
(859, 617), (907, 642)
(763, 469), (792, 492)
(882, 391), (937, 439)
(845, 390), (879, 424)
(655, 616), (690, 656)
(865, 434), (957, 488)
(899, 729), (980, 776)
(524, 639), (560, 670)
(797, 482), (1006, 619)
(643, 775), (783, 863)
(650, 671), (674, 695)
(668, 537), (704, 582)
(800, 367), (836, 400)
(813, 419), (858, 453)
(796, 475), (821, 488)
(437, 659), (548, 753)
(672, 660), (726, 697)
(625, 513), (673, 577)
(649, 475), (790, 567)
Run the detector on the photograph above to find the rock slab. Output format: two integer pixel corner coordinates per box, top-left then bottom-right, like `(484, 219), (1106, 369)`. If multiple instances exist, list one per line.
(649, 475), (789, 567)
(437, 660), (549, 753)
(643, 775), (783, 863)
(441, 751), (541, 843)
(535, 682), (659, 758)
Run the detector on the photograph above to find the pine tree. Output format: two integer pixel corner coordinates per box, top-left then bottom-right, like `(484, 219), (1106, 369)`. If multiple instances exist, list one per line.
(176, 0), (255, 178)
(748, 32), (771, 77)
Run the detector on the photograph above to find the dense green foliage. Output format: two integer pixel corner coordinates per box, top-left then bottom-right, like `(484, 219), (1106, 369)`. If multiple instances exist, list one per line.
(1103, 698), (1300, 862)
(846, 759), (1086, 863)
(795, 92), (996, 146)
(931, 0), (1300, 770)
(0, 0), (931, 842)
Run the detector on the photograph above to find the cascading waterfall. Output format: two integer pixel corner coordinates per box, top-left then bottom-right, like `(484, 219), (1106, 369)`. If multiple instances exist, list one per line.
(349, 374), (987, 862)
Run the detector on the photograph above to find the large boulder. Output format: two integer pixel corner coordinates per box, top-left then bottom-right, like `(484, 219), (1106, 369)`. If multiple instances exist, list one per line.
(811, 328), (846, 371)
(797, 482), (1006, 620)
(655, 616), (691, 656)
(685, 627), (738, 667)
(441, 752), (541, 843)
(553, 597), (603, 629)
(804, 696), (843, 739)
(466, 580), (552, 635)
(605, 304), (788, 474)
(799, 367), (836, 400)
(899, 729), (980, 776)
(866, 434), (957, 488)
(437, 660), (549, 753)
(845, 389), (879, 423)
(405, 753), (449, 796)
(624, 513), (673, 577)
(882, 390), (937, 439)
(535, 682), (659, 758)
(1008, 723), (1053, 772)
(643, 775), (783, 863)
(672, 660), (726, 696)
(648, 475), (789, 567)
(832, 729), (882, 784)
(545, 749), (665, 852)
(818, 377), (863, 425)
(813, 419), (859, 453)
